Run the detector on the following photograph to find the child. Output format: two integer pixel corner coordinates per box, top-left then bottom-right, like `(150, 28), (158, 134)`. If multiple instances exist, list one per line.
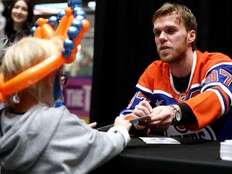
(0, 37), (131, 174)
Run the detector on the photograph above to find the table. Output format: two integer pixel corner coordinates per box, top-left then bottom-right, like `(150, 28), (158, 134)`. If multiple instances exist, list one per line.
(90, 138), (232, 174)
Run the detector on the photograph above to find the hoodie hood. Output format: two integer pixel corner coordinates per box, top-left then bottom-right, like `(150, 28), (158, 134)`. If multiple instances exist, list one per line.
(0, 104), (63, 171)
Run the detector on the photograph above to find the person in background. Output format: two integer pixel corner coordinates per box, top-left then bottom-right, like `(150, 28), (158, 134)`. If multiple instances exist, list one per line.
(0, 0), (6, 57)
(0, 0), (5, 32)
(3, 0), (34, 45)
(0, 0), (5, 111)
(0, 36), (131, 174)
(120, 2), (232, 142)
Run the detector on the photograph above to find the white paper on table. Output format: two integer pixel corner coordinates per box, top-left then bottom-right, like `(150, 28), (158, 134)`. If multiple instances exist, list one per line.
(139, 137), (181, 144)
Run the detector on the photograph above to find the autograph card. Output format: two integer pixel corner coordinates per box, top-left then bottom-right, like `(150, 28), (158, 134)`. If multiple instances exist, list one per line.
(139, 137), (181, 144)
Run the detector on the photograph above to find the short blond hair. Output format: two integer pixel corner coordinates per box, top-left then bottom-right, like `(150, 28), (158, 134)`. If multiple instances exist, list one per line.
(1, 36), (63, 103)
(2, 36), (62, 80)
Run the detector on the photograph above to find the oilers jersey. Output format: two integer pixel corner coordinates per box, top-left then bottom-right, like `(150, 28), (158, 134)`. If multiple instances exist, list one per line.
(120, 50), (232, 141)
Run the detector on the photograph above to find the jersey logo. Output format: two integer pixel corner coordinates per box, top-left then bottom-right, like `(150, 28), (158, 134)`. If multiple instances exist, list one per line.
(155, 99), (163, 106)
(164, 125), (216, 141)
(178, 93), (187, 101)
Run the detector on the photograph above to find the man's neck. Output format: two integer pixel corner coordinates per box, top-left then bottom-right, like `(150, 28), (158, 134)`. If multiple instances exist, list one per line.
(169, 49), (195, 78)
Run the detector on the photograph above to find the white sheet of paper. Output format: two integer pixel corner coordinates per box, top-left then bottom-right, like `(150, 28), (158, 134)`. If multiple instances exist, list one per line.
(139, 137), (181, 144)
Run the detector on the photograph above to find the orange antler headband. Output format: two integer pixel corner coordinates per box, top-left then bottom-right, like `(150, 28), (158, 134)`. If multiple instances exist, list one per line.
(0, 0), (90, 102)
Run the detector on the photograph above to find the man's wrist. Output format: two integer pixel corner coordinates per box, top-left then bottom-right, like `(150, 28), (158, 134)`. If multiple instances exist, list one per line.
(170, 105), (182, 124)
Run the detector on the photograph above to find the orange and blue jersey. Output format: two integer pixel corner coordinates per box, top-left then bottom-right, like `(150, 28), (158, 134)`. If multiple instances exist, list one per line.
(120, 50), (232, 141)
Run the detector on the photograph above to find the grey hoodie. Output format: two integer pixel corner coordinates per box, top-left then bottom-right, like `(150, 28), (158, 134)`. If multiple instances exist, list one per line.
(0, 104), (130, 174)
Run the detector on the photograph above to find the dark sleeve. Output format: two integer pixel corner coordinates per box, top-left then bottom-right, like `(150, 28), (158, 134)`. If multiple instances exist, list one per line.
(178, 103), (198, 125)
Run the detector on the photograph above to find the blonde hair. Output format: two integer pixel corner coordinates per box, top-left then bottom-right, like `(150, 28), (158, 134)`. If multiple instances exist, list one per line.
(2, 36), (62, 80)
(1, 36), (63, 103)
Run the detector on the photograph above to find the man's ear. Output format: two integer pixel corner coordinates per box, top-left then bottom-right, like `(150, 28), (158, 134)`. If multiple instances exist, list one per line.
(187, 30), (196, 44)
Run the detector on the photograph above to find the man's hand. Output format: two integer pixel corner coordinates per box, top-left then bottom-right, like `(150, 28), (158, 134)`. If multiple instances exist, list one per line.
(149, 105), (180, 128)
(132, 100), (153, 117)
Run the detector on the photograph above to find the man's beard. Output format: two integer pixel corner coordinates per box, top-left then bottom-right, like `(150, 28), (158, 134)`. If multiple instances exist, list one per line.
(158, 46), (187, 64)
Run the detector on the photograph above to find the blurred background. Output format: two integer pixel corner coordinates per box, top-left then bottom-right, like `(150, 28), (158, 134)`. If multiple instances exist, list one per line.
(2, 0), (232, 127)
(2, 0), (95, 123)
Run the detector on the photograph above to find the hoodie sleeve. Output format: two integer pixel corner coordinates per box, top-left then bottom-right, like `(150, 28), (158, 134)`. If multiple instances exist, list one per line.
(37, 106), (129, 174)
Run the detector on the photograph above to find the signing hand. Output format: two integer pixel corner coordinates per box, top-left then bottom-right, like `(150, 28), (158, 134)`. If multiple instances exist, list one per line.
(149, 105), (178, 128)
(132, 100), (153, 117)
